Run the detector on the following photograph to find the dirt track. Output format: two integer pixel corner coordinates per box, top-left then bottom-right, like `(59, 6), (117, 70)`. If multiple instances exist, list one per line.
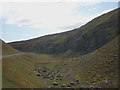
(1, 53), (24, 58)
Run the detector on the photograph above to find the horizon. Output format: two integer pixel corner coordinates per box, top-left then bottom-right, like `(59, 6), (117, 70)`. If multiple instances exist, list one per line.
(0, 1), (118, 43)
(3, 7), (119, 44)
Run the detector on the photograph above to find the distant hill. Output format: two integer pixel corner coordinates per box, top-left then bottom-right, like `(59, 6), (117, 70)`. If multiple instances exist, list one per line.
(9, 8), (120, 55)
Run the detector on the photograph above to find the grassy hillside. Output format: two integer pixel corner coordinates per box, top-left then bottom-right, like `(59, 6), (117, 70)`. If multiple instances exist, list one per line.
(2, 8), (119, 88)
(2, 40), (20, 55)
(2, 42), (76, 88)
(48, 35), (119, 88)
(2, 41), (56, 88)
(9, 8), (119, 55)
(2, 34), (119, 88)
(2, 52), (57, 88)
(74, 35), (119, 88)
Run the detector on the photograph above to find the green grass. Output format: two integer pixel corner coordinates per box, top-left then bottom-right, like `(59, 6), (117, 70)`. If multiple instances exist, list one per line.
(2, 41), (20, 55)
(54, 37), (67, 44)
(2, 52), (55, 88)
(46, 35), (119, 88)
(71, 35), (118, 87)
(2, 35), (119, 88)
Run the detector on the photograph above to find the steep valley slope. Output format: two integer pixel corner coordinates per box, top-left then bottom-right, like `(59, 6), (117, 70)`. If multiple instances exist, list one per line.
(2, 34), (119, 88)
(9, 8), (120, 55)
(2, 8), (119, 88)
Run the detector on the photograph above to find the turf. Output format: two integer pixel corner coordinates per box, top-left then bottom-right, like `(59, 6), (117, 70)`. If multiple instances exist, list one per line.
(2, 35), (119, 88)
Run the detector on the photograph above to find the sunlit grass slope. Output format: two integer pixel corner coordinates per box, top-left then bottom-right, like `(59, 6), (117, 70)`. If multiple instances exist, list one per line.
(2, 52), (57, 88)
(2, 41), (56, 88)
(2, 41), (20, 55)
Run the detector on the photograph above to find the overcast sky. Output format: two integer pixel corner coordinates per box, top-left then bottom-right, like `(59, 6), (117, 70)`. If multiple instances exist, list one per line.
(0, 0), (119, 42)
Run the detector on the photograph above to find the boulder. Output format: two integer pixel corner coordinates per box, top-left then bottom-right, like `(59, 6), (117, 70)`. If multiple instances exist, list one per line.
(61, 84), (66, 87)
(76, 80), (79, 82)
(70, 82), (74, 85)
(67, 73), (70, 76)
(59, 78), (62, 80)
(67, 84), (71, 87)
(43, 70), (47, 72)
(74, 83), (77, 86)
(37, 74), (40, 76)
(53, 82), (58, 85)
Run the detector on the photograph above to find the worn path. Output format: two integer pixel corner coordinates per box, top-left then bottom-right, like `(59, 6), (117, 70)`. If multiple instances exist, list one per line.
(1, 53), (24, 59)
